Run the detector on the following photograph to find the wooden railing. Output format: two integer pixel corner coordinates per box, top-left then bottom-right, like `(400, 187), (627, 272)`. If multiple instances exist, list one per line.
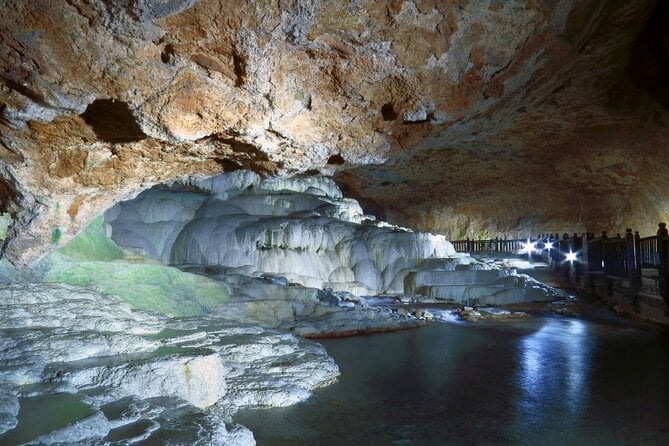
(452, 226), (669, 314)
(451, 238), (525, 253)
(604, 236), (627, 278)
(638, 235), (659, 268)
(587, 237), (604, 272)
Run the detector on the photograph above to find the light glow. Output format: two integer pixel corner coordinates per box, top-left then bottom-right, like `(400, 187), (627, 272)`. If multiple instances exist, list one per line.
(566, 251), (577, 262)
(521, 240), (537, 254)
(544, 241), (553, 250)
(516, 319), (590, 425)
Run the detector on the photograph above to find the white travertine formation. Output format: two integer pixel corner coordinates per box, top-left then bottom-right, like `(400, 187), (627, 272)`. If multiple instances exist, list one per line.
(107, 171), (557, 306)
(108, 171), (461, 296)
(0, 283), (339, 443)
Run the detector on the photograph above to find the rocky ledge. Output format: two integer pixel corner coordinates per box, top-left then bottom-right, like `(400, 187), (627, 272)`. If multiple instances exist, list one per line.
(0, 283), (339, 445)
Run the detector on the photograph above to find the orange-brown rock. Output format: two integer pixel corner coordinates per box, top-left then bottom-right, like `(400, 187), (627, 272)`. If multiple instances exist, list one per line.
(1, 0), (668, 265)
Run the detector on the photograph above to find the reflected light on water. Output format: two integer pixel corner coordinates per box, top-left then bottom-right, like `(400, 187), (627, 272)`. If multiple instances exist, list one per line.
(517, 318), (591, 430)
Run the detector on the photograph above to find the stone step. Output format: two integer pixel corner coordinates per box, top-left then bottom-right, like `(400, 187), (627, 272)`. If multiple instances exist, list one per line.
(404, 269), (513, 293)
(417, 284), (527, 306)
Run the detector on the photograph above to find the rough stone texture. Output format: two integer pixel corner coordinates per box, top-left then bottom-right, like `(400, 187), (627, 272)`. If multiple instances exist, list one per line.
(1, 0), (668, 265)
(0, 283), (339, 444)
(0, 394), (19, 435)
(25, 412), (112, 445)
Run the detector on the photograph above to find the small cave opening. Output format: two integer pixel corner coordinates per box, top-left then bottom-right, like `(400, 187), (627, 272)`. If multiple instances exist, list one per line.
(81, 99), (147, 143)
(628, 0), (669, 110)
(161, 43), (176, 64)
(233, 50), (247, 87)
(326, 153), (345, 165)
(381, 102), (398, 121)
(0, 179), (16, 214)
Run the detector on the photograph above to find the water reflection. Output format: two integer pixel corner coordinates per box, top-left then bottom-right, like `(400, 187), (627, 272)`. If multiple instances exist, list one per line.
(238, 318), (669, 445)
(516, 318), (591, 436)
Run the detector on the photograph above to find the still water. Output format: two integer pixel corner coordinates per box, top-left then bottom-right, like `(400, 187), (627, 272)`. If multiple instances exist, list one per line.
(237, 316), (669, 445)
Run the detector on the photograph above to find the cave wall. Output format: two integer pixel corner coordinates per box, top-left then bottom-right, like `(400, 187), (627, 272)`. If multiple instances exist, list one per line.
(1, 0), (667, 265)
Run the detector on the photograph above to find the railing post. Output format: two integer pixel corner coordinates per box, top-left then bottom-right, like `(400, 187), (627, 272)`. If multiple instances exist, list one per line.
(634, 231), (641, 275)
(573, 233), (582, 286)
(657, 223), (669, 315)
(655, 223), (669, 315)
(625, 228), (640, 309)
(581, 233), (590, 290)
(660, 237), (669, 315)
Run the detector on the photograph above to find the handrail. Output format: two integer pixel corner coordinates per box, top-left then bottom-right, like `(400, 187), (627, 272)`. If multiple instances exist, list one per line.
(451, 238), (526, 253)
(638, 235), (659, 268)
(452, 227), (669, 314)
(452, 232), (658, 279)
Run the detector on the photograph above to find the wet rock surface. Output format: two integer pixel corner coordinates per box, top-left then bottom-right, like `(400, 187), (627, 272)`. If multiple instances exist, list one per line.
(457, 306), (530, 323)
(0, 283), (339, 444)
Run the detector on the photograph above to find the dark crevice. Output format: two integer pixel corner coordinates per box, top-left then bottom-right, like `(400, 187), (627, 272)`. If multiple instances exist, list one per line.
(81, 99), (147, 143)
(381, 102), (398, 121)
(403, 118), (429, 125)
(161, 44), (176, 64)
(213, 158), (243, 171)
(205, 134), (279, 174)
(2, 77), (45, 104)
(233, 50), (247, 88)
(208, 135), (269, 160)
(326, 154), (345, 165)
(0, 131), (24, 163)
(0, 177), (17, 214)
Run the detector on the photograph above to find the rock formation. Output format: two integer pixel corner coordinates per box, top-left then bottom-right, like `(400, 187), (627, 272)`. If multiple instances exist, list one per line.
(1, 0), (668, 265)
(0, 169), (564, 443)
(106, 170), (560, 306)
(0, 283), (339, 444)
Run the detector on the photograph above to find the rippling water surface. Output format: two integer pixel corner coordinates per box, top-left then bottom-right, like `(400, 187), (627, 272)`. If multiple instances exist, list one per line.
(237, 316), (669, 445)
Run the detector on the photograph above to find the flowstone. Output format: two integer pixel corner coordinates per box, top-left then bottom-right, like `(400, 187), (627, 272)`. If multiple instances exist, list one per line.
(107, 170), (560, 306)
(0, 283), (339, 444)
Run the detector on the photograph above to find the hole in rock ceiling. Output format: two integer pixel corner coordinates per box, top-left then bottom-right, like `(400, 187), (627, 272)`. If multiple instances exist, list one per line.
(0, 177), (19, 215)
(326, 154), (345, 165)
(161, 43), (176, 64)
(213, 158), (243, 171)
(629, 0), (669, 110)
(381, 102), (398, 121)
(81, 99), (147, 143)
(233, 50), (247, 87)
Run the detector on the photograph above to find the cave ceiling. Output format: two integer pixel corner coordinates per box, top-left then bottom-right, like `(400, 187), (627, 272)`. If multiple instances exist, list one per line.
(1, 0), (668, 265)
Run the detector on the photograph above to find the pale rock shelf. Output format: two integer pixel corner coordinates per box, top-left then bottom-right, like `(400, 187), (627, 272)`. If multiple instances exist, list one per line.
(0, 283), (339, 444)
(107, 170), (559, 306)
